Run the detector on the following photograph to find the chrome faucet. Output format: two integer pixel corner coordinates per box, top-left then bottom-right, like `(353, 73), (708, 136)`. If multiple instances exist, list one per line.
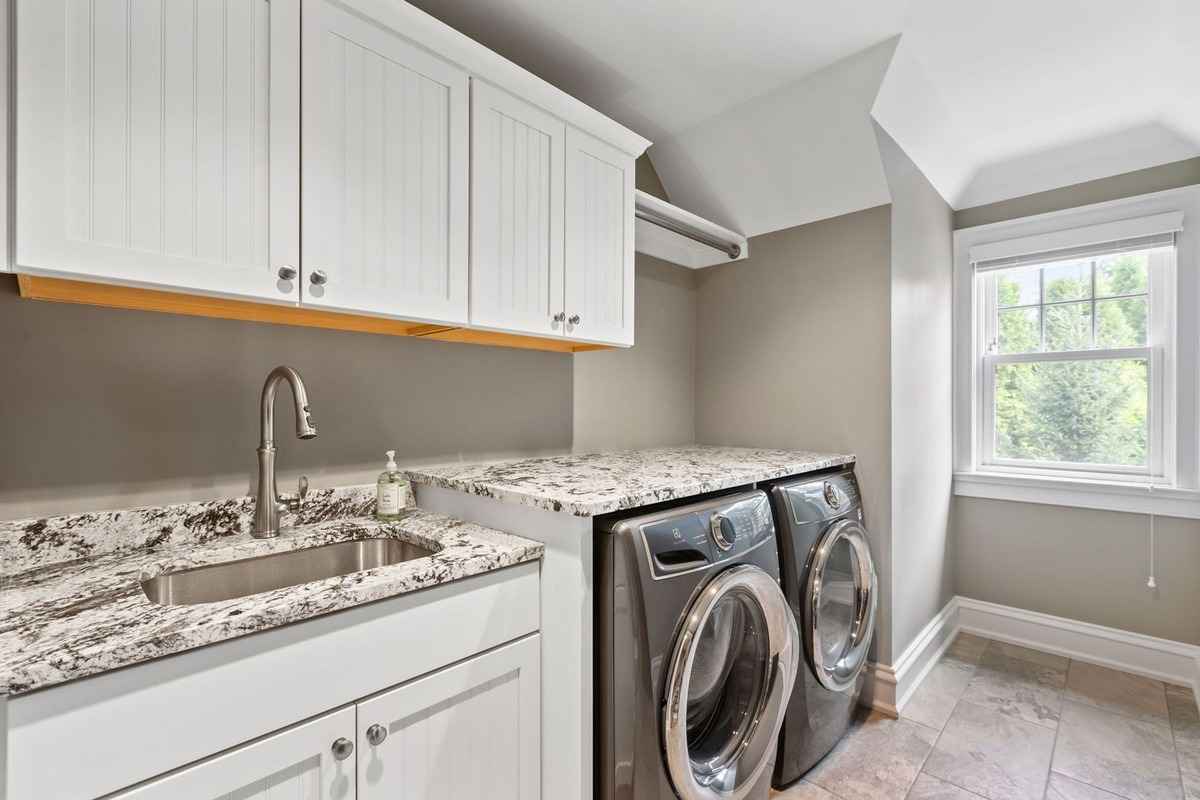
(253, 366), (318, 538)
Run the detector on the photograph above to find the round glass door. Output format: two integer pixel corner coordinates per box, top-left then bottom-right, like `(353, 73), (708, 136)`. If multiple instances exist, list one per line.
(663, 565), (799, 800)
(805, 519), (877, 692)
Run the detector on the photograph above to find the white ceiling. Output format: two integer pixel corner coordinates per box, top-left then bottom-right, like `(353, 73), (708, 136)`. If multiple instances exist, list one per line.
(409, 0), (1200, 230)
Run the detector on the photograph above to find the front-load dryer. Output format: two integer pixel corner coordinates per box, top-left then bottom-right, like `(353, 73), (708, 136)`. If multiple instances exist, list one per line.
(596, 490), (800, 800)
(765, 468), (878, 788)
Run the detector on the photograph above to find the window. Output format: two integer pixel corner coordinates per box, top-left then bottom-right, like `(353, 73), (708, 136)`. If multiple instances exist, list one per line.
(953, 187), (1200, 517)
(978, 240), (1170, 479)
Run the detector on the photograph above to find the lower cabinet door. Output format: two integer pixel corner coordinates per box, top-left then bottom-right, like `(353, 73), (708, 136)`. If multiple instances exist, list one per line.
(110, 706), (356, 800)
(357, 633), (541, 799)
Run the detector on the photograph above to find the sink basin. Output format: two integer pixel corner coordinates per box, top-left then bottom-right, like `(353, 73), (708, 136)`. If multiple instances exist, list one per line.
(141, 538), (436, 606)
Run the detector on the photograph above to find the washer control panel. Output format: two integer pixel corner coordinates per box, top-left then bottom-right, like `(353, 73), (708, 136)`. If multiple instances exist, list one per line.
(637, 491), (774, 578)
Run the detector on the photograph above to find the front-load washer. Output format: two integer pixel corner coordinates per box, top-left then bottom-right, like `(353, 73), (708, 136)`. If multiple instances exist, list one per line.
(765, 468), (878, 788)
(597, 490), (800, 800)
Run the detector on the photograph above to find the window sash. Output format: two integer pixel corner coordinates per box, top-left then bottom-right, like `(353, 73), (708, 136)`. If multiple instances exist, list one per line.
(975, 240), (1174, 481)
(978, 346), (1162, 479)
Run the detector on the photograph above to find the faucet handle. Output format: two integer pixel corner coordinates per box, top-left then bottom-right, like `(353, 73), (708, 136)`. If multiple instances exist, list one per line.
(285, 475), (310, 512)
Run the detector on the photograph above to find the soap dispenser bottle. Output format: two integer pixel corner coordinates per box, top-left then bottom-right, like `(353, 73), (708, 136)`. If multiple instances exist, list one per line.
(376, 450), (410, 521)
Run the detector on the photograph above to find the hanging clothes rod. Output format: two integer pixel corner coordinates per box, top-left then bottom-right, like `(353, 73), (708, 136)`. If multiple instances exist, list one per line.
(634, 206), (742, 259)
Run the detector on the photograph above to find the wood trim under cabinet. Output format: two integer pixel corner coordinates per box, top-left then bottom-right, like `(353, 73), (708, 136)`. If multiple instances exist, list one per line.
(16, 275), (613, 354)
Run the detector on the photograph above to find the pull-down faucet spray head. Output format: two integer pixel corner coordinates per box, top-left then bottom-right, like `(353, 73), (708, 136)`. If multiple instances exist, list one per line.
(254, 366), (317, 538)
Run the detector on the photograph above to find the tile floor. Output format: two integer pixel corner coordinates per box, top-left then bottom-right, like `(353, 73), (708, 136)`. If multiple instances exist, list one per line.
(773, 633), (1200, 800)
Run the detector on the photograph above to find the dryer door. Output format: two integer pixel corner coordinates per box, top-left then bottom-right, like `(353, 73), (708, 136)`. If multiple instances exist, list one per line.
(662, 565), (799, 800)
(805, 519), (878, 691)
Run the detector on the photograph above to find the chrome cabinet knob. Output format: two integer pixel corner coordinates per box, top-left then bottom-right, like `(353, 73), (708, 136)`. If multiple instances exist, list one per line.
(277, 265), (297, 281)
(331, 737), (354, 761)
(366, 723), (388, 746)
(567, 314), (581, 326)
(552, 312), (566, 323)
(310, 269), (329, 286)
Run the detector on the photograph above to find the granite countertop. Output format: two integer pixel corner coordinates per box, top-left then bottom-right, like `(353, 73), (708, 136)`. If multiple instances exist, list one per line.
(406, 445), (856, 516)
(0, 488), (543, 695)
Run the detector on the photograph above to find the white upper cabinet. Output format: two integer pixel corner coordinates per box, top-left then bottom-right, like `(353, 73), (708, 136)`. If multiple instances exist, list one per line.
(564, 127), (636, 346)
(16, 0), (300, 303)
(109, 706), (355, 800)
(470, 80), (566, 338)
(300, 0), (469, 323)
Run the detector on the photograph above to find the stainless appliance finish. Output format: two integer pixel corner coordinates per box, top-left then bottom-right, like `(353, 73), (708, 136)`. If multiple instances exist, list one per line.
(597, 491), (799, 800)
(140, 538), (436, 606)
(765, 468), (877, 789)
(253, 365), (318, 538)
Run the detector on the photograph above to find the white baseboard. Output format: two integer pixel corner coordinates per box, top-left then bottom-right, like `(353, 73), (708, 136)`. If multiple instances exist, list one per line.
(863, 596), (1200, 717)
(956, 596), (1200, 694)
(863, 598), (960, 717)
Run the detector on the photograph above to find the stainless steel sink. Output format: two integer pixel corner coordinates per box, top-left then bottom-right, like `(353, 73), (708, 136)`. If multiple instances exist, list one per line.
(140, 538), (436, 606)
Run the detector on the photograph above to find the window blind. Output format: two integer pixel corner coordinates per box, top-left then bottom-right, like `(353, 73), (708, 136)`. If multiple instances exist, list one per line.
(973, 232), (1176, 274)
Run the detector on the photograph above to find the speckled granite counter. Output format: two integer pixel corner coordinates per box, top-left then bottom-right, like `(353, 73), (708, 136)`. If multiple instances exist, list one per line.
(0, 488), (542, 695)
(406, 446), (855, 516)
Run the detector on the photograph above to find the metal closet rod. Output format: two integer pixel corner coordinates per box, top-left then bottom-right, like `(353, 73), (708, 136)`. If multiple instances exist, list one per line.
(635, 207), (742, 260)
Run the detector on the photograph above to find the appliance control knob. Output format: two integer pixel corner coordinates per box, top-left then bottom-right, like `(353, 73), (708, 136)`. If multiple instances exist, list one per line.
(823, 482), (841, 510)
(710, 513), (736, 551)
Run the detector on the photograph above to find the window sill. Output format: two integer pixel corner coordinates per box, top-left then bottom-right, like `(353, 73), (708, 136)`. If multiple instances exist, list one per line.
(953, 471), (1200, 519)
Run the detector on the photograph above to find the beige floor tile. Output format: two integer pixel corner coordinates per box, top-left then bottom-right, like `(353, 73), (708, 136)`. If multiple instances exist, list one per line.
(959, 647), (1066, 729)
(906, 773), (987, 799)
(805, 711), (937, 800)
(983, 640), (1070, 670)
(1167, 684), (1200, 743)
(1046, 772), (1129, 800)
(1177, 736), (1200, 800)
(944, 633), (989, 665)
(902, 660), (976, 730)
(1053, 700), (1182, 800)
(771, 780), (841, 799)
(922, 700), (1055, 800)
(1064, 661), (1169, 722)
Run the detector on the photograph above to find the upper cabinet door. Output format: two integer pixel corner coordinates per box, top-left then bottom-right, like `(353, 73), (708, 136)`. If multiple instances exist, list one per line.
(301, 0), (468, 323)
(470, 81), (566, 337)
(109, 706), (355, 800)
(563, 127), (635, 346)
(16, 0), (300, 303)
(357, 634), (541, 800)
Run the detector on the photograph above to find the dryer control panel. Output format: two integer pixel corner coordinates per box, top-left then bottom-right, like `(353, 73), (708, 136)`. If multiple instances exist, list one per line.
(638, 491), (774, 579)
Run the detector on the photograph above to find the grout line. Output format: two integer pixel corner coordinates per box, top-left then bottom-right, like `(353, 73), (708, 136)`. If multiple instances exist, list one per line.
(1044, 656), (1068, 800)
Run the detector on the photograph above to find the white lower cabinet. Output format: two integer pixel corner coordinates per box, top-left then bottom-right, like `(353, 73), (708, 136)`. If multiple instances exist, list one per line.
(110, 706), (356, 800)
(357, 634), (541, 799)
(108, 635), (540, 800)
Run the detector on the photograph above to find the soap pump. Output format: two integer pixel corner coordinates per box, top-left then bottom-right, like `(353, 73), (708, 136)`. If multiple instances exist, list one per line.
(376, 450), (410, 521)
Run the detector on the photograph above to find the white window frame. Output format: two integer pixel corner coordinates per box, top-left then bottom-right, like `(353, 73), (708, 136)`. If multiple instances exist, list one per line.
(953, 185), (1200, 518)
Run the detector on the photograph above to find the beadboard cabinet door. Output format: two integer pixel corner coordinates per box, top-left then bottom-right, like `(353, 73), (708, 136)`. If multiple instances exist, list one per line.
(563, 127), (636, 346)
(470, 81), (566, 338)
(110, 706), (356, 800)
(301, 0), (469, 323)
(357, 634), (541, 800)
(16, 0), (300, 303)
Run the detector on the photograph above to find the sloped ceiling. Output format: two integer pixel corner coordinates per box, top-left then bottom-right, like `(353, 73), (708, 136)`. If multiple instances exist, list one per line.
(408, 0), (1200, 233)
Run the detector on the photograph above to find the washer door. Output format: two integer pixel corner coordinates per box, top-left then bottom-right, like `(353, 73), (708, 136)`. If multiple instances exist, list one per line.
(662, 565), (800, 800)
(805, 519), (877, 692)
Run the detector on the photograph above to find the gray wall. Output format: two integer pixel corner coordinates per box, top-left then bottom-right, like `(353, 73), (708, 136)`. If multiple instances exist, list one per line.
(955, 499), (1200, 645)
(693, 205), (896, 659)
(876, 129), (955, 658)
(952, 158), (1200, 645)
(0, 275), (573, 520)
(573, 254), (697, 452)
(954, 156), (1200, 229)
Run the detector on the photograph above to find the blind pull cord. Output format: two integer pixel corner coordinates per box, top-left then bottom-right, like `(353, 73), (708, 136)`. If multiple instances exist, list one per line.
(1147, 485), (1157, 590)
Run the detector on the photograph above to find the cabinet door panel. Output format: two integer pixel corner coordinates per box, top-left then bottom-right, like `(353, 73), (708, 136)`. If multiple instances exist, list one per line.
(301, 0), (468, 323)
(564, 127), (635, 346)
(357, 634), (541, 800)
(471, 81), (565, 337)
(110, 707), (355, 800)
(17, 0), (299, 303)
